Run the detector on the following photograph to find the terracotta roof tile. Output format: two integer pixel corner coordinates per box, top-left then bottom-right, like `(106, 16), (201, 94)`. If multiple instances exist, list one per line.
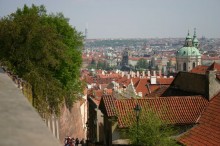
(146, 85), (169, 98)
(99, 95), (117, 117)
(190, 65), (209, 74)
(178, 92), (220, 145)
(135, 78), (149, 96)
(157, 78), (174, 85)
(190, 62), (220, 75)
(94, 90), (103, 98)
(131, 78), (140, 87)
(207, 62), (220, 71)
(99, 95), (209, 128)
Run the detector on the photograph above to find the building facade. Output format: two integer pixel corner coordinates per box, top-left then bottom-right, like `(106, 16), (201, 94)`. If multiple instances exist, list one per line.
(176, 29), (201, 72)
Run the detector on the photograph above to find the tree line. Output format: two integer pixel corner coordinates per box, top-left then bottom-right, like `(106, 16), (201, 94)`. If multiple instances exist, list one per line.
(0, 5), (83, 116)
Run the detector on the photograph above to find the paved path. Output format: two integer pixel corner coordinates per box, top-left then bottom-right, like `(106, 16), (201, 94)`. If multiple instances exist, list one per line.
(0, 68), (61, 146)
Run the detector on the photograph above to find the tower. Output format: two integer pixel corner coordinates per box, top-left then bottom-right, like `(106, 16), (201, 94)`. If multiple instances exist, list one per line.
(176, 30), (201, 72)
(121, 48), (131, 71)
(192, 28), (199, 48)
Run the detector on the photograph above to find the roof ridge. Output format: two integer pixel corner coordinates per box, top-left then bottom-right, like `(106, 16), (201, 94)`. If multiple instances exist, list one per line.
(118, 95), (205, 101)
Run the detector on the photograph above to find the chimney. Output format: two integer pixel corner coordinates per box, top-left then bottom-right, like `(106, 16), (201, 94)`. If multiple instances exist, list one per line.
(153, 70), (156, 76)
(121, 72), (124, 77)
(150, 76), (157, 84)
(131, 71), (134, 78)
(142, 71), (145, 77)
(159, 70), (162, 77)
(137, 71), (140, 77)
(147, 71), (150, 77)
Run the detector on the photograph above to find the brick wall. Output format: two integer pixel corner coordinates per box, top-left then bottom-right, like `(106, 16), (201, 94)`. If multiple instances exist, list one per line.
(59, 101), (85, 143)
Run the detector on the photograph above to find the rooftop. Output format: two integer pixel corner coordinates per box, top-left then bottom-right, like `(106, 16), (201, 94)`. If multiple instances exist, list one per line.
(99, 95), (209, 128)
(178, 92), (220, 145)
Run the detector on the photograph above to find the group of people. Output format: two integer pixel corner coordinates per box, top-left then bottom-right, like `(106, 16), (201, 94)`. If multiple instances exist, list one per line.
(64, 137), (86, 146)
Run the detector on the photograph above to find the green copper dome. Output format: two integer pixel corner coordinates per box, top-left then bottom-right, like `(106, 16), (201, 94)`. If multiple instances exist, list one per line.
(176, 47), (201, 57)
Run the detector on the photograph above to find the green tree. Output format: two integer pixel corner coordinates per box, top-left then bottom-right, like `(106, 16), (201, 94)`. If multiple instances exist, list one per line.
(125, 109), (178, 146)
(136, 58), (149, 70)
(0, 4), (83, 115)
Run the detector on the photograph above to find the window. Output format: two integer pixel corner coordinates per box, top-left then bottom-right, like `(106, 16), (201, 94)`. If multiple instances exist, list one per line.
(193, 62), (196, 68)
(183, 63), (186, 71)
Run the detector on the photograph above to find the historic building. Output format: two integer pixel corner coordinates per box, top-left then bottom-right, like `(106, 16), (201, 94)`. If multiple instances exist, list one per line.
(176, 29), (201, 72)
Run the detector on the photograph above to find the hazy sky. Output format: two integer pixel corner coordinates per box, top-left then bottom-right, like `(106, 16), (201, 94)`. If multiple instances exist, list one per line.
(0, 0), (220, 39)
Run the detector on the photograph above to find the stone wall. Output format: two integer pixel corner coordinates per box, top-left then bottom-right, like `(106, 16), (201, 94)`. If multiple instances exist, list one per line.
(208, 71), (220, 100)
(59, 101), (85, 143)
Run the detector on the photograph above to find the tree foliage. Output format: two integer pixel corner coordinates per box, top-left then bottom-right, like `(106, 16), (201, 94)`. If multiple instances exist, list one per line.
(0, 4), (83, 115)
(136, 58), (149, 70)
(125, 109), (178, 146)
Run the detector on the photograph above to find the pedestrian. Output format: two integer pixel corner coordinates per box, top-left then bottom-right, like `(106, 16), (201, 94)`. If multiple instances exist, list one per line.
(71, 137), (75, 146)
(65, 137), (71, 146)
(80, 138), (85, 146)
(75, 138), (79, 146)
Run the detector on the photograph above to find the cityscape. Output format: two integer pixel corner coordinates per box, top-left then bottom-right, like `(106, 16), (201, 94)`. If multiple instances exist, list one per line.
(0, 0), (220, 146)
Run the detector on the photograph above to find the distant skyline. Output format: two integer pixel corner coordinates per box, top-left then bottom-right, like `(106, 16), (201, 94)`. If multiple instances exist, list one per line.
(0, 0), (220, 39)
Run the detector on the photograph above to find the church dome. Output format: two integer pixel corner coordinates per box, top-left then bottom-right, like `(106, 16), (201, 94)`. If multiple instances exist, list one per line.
(176, 47), (201, 57)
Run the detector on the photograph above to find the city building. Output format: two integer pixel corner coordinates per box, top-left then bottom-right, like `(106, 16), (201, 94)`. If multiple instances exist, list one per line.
(98, 62), (220, 145)
(176, 29), (201, 72)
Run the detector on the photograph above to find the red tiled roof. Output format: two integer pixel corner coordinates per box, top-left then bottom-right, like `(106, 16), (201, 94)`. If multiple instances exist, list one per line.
(136, 78), (149, 96)
(93, 90), (103, 98)
(178, 92), (220, 145)
(135, 78), (170, 97)
(148, 85), (160, 95)
(146, 85), (169, 98)
(85, 76), (94, 84)
(99, 95), (209, 128)
(157, 78), (173, 85)
(190, 62), (220, 75)
(116, 96), (208, 128)
(207, 62), (220, 71)
(190, 65), (209, 74)
(99, 95), (117, 117)
(131, 78), (140, 87)
(116, 76), (131, 86)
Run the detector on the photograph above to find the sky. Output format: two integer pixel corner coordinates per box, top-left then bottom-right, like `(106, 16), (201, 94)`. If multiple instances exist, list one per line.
(0, 0), (220, 39)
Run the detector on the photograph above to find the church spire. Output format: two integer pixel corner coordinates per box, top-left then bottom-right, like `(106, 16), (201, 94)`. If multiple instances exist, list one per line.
(193, 28), (199, 48)
(185, 30), (192, 47)
(193, 28), (197, 38)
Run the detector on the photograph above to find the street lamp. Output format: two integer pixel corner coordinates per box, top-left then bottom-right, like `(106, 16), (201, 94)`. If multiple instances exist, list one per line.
(134, 104), (141, 145)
